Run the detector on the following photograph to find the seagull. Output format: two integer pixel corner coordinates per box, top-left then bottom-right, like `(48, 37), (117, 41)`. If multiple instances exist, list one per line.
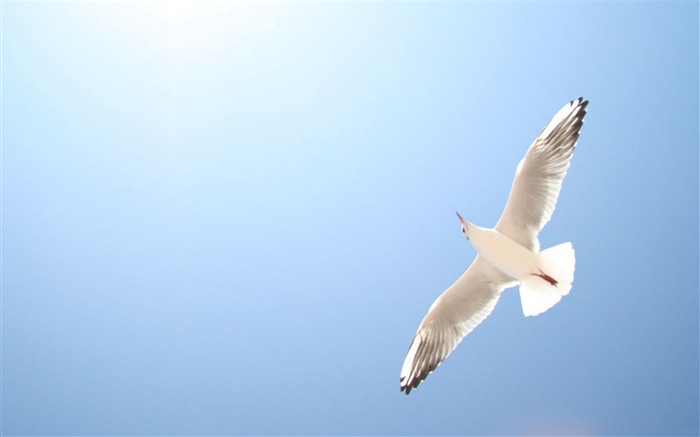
(400, 97), (588, 395)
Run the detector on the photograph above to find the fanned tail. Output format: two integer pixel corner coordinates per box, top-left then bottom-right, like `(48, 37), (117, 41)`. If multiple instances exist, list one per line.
(519, 242), (575, 317)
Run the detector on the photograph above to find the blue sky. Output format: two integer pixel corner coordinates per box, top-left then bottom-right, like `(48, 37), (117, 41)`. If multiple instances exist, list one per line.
(2, 1), (698, 435)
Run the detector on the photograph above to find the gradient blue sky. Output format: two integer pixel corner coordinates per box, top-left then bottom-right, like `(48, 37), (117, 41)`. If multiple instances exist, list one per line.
(2, 1), (698, 435)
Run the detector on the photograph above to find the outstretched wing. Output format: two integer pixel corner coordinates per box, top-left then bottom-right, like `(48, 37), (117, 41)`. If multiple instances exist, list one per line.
(400, 257), (515, 394)
(495, 98), (588, 251)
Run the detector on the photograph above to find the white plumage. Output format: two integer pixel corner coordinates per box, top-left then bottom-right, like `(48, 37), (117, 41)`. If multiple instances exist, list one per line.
(400, 98), (588, 394)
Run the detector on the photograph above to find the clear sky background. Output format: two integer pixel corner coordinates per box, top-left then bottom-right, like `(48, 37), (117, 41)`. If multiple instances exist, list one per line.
(2, 1), (698, 435)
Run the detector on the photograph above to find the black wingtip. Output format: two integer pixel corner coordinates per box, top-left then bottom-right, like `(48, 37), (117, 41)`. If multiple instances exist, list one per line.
(400, 370), (430, 395)
(400, 382), (416, 395)
(576, 97), (590, 111)
(400, 376), (414, 395)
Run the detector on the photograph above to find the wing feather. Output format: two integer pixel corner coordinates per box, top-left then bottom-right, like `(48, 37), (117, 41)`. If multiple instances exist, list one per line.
(400, 257), (515, 394)
(495, 98), (588, 251)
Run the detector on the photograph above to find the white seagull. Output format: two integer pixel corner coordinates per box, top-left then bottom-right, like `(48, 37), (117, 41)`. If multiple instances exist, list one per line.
(400, 97), (588, 394)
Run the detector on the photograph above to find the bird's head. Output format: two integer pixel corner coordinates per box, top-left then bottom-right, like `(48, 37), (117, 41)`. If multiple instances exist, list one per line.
(456, 212), (471, 240)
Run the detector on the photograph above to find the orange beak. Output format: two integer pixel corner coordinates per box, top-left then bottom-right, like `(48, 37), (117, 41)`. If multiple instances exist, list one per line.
(456, 211), (465, 224)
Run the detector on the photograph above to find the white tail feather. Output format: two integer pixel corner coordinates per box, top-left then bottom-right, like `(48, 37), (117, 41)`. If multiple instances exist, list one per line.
(519, 242), (575, 317)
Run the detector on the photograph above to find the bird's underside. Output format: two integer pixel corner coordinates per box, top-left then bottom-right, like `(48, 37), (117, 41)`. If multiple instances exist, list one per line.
(400, 97), (588, 394)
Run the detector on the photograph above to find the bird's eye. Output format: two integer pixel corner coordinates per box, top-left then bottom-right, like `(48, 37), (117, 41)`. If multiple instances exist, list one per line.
(462, 228), (465, 233)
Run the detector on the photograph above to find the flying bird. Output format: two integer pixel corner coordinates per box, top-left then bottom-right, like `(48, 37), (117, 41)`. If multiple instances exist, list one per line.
(400, 97), (588, 394)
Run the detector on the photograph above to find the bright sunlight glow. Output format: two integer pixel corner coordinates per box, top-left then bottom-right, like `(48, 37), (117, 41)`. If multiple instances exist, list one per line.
(96, 1), (286, 64)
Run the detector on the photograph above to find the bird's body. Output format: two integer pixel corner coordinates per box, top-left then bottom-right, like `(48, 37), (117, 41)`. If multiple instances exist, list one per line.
(465, 223), (538, 281)
(400, 97), (588, 394)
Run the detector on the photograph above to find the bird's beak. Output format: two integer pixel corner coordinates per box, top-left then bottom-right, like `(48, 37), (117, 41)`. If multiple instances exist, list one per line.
(456, 211), (465, 224)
